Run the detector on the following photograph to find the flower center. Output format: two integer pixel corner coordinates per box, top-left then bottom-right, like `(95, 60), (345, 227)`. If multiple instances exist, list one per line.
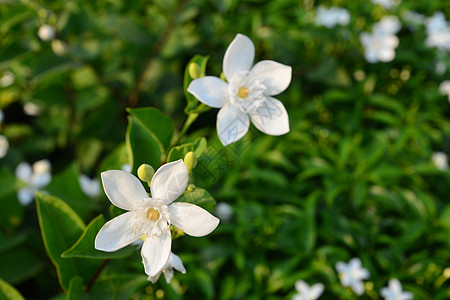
(237, 87), (249, 99)
(147, 208), (160, 221)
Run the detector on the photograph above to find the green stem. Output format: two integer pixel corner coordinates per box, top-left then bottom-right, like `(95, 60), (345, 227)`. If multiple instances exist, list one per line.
(171, 113), (199, 148)
(85, 259), (110, 293)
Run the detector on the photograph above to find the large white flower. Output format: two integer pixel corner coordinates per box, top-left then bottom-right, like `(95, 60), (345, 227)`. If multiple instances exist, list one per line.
(432, 152), (448, 171)
(95, 160), (220, 276)
(148, 252), (186, 284)
(335, 257), (370, 295)
(79, 174), (101, 198)
(292, 280), (324, 300)
(15, 159), (52, 206)
(314, 6), (350, 28)
(380, 278), (413, 300)
(0, 135), (8, 159)
(188, 34), (291, 146)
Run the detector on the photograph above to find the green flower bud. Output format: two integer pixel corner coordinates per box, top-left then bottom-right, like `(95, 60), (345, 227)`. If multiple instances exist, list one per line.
(137, 164), (155, 182)
(183, 151), (197, 172)
(188, 63), (202, 79)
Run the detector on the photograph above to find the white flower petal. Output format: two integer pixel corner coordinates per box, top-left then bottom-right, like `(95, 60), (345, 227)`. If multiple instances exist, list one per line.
(16, 162), (32, 182)
(187, 77), (229, 108)
(171, 253), (186, 274)
(148, 273), (161, 284)
(310, 283), (324, 298)
(150, 160), (189, 205)
(31, 172), (52, 189)
(101, 170), (149, 210)
(33, 159), (51, 174)
(250, 97), (289, 136)
(18, 188), (35, 206)
(217, 102), (249, 146)
(403, 291), (414, 300)
(251, 60), (292, 95)
(168, 202), (219, 237)
(352, 280), (365, 295)
(95, 212), (142, 252)
(0, 135), (9, 158)
(295, 280), (309, 293)
(162, 268), (174, 283)
(141, 230), (172, 277)
(223, 34), (255, 81)
(79, 174), (101, 198)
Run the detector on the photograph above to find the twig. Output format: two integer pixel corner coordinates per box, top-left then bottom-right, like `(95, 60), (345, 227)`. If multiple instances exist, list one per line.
(128, 0), (189, 107)
(85, 259), (110, 292)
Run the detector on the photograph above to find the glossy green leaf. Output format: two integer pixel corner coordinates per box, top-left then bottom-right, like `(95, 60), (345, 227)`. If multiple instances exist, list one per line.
(125, 116), (163, 174)
(35, 192), (100, 291)
(0, 248), (44, 284)
(167, 137), (207, 162)
(62, 215), (136, 259)
(0, 278), (24, 300)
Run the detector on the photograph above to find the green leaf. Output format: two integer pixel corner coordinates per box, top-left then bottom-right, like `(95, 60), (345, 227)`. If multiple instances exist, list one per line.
(32, 54), (80, 83)
(99, 143), (130, 173)
(0, 168), (19, 199)
(167, 137), (207, 162)
(67, 277), (88, 300)
(127, 107), (174, 151)
(0, 278), (24, 300)
(0, 248), (44, 284)
(35, 192), (100, 291)
(126, 116), (163, 174)
(0, 232), (27, 255)
(0, 192), (23, 230)
(184, 55), (212, 114)
(62, 215), (136, 259)
(88, 274), (147, 300)
(45, 164), (97, 220)
(177, 184), (216, 212)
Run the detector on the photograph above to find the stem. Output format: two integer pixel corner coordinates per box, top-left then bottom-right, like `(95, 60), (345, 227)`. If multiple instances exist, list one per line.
(171, 113), (199, 148)
(85, 259), (110, 292)
(128, 0), (189, 107)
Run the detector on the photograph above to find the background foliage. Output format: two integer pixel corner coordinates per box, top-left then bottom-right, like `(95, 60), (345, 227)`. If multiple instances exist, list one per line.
(1, 0), (449, 299)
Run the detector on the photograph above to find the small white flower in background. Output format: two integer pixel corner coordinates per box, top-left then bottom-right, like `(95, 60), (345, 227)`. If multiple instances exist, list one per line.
(38, 24), (56, 41)
(435, 61), (447, 75)
(401, 11), (425, 29)
(292, 280), (324, 300)
(371, 0), (400, 10)
(95, 160), (220, 277)
(15, 159), (52, 206)
(360, 16), (401, 63)
(335, 257), (370, 295)
(23, 102), (41, 116)
(380, 278), (413, 300)
(425, 12), (450, 52)
(188, 34), (291, 146)
(439, 80), (450, 102)
(79, 174), (101, 198)
(314, 6), (350, 28)
(0, 71), (15, 87)
(148, 252), (186, 284)
(215, 202), (233, 221)
(432, 152), (448, 171)
(0, 135), (9, 158)
(121, 163), (131, 173)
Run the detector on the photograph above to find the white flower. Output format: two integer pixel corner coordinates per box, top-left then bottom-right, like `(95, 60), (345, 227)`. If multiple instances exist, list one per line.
(121, 163), (131, 173)
(314, 6), (350, 28)
(360, 16), (401, 63)
(335, 257), (370, 295)
(188, 34), (291, 146)
(0, 135), (8, 158)
(380, 278), (413, 300)
(425, 12), (450, 52)
(292, 280), (324, 300)
(23, 103), (41, 116)
(432, 152), (448, 171)
(95, 160), (220, 277)
(38, 24), (56, 41)
(79, 174), (101, 198)
(371, 0), (400, 10)
(0, 71), (15, 87)
(440, 80), (450, 102)
(215, 202), (233, 221)
(15, 159), (52, 206)
(148, 252), (186, 283)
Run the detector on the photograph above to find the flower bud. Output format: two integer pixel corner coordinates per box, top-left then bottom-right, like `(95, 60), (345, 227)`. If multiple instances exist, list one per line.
(38, 24), (55, 41)
(51, 39), (69, 56)
(188, 62), (202, 79)
(137, 164), (155, 182)
(183, 152), (197, 172)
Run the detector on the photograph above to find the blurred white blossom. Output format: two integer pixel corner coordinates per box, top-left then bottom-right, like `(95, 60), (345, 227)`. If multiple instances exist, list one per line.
(15, 159), (52, 205)
(79, 174), (101, 198)
(360, 16), (401, 63)
(23, 103), (41, 116)
(0, 71), (15, 87)
(121, 163), (131, 173)
(432, 152), (448, 171)
(336, 257), (370, 295)
(38, 24), (55, 41)
(371, 0), (400, 10)
(380, 278), (413, 300)
(314, 6), (350, 28)
(435, 61), (447, 75)
(0, 135), (8, 158)
(148, 252), (186, 283)
(188, 34), (291, 146)
(215, 202), (233, 221)
(439, 80), (450, 102)
(425, 12), (450, 52)
(292, 280), (324, 300)
(401, 11), (425, 28)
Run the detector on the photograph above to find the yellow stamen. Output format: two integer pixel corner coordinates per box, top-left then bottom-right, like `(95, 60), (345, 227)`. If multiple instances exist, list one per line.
(147, 208), (160, 221)
(238, 87), (249, 98)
